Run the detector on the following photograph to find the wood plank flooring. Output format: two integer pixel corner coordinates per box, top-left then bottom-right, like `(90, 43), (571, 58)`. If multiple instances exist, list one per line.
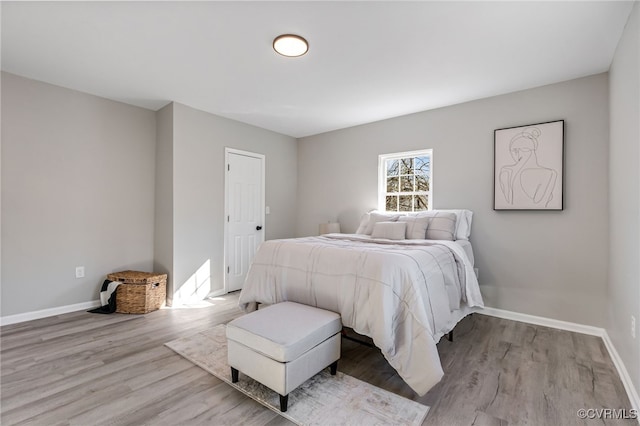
(1, 293), (633, 425)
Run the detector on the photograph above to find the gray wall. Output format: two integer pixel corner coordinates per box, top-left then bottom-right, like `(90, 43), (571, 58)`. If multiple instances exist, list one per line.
(153, 103), (174, 303)
(297, 73), (610, 327)
(608, 1), (639, 401)
(0, 74), (297, 316)
(170, 102), (297, 303)
(1, 72), (156, 316)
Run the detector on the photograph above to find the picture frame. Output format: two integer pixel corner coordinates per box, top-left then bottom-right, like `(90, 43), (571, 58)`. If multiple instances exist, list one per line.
(494, 120), (564, 211)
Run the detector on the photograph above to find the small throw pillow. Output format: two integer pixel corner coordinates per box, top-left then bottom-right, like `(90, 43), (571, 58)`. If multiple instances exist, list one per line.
(363, 212), (400, 235)
(424, 212), (457, 241)
(399, 215), (430, 239)
(371, 221), (407, 240)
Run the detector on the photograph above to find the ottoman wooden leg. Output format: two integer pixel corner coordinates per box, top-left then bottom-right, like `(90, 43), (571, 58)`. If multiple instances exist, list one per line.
(330, 360), (338, 375)
(279, 394), (288, 412)
(231, 367), (239, 383)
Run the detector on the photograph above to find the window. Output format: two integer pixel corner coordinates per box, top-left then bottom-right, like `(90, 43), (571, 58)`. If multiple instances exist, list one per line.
(379, 149), (432, 212)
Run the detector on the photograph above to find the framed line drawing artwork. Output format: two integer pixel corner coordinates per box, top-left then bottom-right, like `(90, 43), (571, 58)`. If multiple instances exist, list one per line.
(494, 120), (564, 211)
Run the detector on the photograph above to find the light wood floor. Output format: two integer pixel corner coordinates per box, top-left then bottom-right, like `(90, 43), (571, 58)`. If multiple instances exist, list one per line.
(1, 293), (633, 425)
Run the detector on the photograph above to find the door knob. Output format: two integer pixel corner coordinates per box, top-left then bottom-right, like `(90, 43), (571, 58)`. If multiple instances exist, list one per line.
(256, 226), (263, 231)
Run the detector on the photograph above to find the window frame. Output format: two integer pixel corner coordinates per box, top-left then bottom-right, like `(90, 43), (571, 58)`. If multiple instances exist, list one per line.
(378, 149), (433, 212)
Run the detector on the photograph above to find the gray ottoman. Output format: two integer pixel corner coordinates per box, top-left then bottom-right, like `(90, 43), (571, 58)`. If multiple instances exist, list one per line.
(226, 302), (341, 412)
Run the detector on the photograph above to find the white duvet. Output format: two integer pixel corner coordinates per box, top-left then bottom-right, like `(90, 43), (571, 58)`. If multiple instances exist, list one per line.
(237, 233), (484, 395)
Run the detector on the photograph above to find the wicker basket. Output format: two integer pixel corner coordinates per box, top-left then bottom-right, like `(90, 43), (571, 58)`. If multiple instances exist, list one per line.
(107, 270), (167, 314)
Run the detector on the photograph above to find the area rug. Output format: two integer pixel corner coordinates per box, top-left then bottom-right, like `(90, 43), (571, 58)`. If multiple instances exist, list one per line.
(165, 325), (429, 426)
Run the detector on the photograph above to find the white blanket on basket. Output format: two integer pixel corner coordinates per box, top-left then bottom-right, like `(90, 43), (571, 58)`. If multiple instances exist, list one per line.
(238, 234), (484, 396)
(99, 280), (121, 306)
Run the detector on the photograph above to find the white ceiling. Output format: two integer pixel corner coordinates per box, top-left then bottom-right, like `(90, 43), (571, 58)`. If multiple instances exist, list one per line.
(1, 1), (634, 138)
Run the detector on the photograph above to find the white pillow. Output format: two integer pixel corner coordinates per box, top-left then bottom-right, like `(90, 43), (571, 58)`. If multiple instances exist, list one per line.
(363, 211), (401, 235)
(371, 222), (406, 240)
(398, 215), (429, 239)
(409, 209), (473, 240)
(424, 212), (456, 240)
(438, 209), (473, 240)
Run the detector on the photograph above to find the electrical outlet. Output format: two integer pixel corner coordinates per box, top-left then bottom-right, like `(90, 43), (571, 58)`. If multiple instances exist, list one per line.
(632, 316), (636, 339)
(75, 266), (85, 279)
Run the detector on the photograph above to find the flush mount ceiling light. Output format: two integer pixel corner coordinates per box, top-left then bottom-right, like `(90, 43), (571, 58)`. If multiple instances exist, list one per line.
(273, 34), (308, 57)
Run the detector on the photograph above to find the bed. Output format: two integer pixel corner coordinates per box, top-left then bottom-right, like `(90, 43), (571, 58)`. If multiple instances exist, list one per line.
(237, 210), (484, 396)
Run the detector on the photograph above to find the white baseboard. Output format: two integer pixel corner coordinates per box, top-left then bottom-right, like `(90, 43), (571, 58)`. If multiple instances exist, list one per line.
(0, 300), (101, 326)
(479, 306), (640, 418)
(602, 330), (640, 414)
(208, 288), (227, 298)
(479, 306), (604, 336)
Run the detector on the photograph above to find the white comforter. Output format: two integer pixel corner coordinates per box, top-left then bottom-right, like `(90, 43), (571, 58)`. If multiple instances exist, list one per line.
(238, 234), (484, 395)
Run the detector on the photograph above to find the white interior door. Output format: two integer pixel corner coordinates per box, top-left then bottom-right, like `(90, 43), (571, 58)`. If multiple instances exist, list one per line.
(225, 149), (265, 292)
